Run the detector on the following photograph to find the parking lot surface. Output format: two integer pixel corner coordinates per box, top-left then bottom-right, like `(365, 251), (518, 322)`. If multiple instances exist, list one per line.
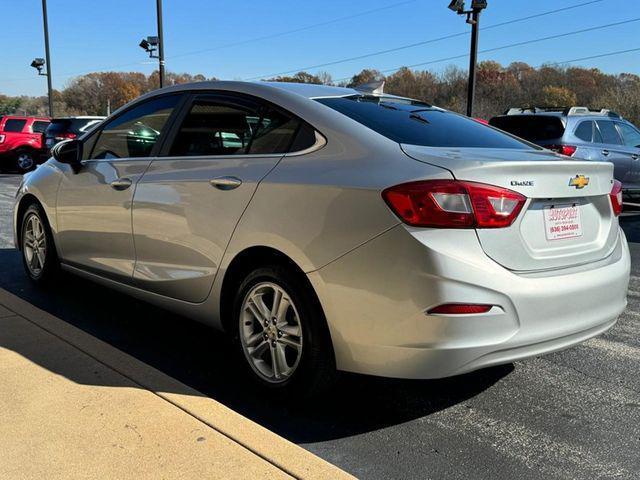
(1, 173), (639, 480)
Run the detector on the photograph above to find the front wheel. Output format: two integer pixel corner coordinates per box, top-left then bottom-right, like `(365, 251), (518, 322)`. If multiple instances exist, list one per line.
(21, 204), (58, 283)
(234, 265), (336, 396)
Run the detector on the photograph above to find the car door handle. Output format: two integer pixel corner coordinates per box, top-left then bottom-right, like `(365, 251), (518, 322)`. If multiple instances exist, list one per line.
(602, 150), (610, 157)
(209, 176), (242, 190)
(632, 154), (639, 161)
(110, 177), (133, 190)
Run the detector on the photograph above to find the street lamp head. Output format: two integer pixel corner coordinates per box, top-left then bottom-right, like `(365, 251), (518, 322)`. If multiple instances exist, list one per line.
(30, 58), (46, 75)
(471, 0), (487, 10)
(30, 58), (45, 69)
(139, 38), (150, 51)
(448, 0), (465, 13)
(146, 36), (159, 47)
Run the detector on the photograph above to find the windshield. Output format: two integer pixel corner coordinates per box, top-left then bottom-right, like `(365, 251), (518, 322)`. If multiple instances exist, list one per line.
(315, 95), (532, 149)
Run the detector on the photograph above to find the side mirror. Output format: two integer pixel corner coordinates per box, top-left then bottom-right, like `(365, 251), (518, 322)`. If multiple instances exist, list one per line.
(52, 139), (83, 172)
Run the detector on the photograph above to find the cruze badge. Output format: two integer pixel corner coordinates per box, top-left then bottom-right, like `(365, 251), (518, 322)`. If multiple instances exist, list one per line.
(510, 180), (534, 187)
(569, 175), (590, 189)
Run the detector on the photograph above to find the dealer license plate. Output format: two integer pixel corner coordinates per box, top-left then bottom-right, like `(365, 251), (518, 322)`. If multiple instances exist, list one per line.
(544, 204), (583, 241)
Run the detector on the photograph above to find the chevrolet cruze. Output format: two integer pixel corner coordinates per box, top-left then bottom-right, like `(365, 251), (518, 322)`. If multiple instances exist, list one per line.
(13, 81), (630, 395)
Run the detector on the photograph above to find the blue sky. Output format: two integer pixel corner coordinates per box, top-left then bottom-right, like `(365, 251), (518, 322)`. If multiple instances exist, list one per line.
(1, 0), (638, 96)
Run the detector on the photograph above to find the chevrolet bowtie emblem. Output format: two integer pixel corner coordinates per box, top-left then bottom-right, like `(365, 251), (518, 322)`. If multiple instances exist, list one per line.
(569, 175), (590, 189)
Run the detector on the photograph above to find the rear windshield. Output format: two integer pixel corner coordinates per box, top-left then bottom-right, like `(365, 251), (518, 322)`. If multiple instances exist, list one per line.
(489, 115), (565, 142)
(2, 119), (27, 132)
(47, 118), (100, 135)
(315, 95), (531, 149)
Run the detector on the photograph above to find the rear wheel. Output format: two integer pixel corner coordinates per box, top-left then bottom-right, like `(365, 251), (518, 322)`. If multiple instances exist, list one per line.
(21, 204), (58, 283)
(233, 265), (336, 396)
(15, 149), (36, 173)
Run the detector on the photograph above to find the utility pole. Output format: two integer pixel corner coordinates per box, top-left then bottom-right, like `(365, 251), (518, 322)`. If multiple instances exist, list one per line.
(448, 0), (487, 117)
(41, 0), (54, 117)
(156, 0), (165, 88)
(466, 8), (481, 117)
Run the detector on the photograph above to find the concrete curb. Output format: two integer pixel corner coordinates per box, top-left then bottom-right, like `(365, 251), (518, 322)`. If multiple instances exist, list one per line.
(0, 287), (354, 480)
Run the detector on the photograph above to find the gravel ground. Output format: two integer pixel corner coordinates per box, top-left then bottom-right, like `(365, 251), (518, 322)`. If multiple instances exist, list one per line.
(0, 173), (638, 480)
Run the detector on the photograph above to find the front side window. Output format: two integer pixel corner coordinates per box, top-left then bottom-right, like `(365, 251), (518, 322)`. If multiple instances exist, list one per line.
(318, 95), (531, 149)
(596, 120), (622, 145)
(168, 98), (306, 157)
(574, 121), (594, 142)
(3, 119), (26, 132)
(91, 95), (180, 159)
(32, 121), (49, 133)
(617, 123), (640, 148)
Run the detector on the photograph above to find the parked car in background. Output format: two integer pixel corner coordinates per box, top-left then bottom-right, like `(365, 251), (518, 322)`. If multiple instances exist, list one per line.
(490, 107), (640, 198)
(0, 115), (50, 173)
(44, 116), (105, 153)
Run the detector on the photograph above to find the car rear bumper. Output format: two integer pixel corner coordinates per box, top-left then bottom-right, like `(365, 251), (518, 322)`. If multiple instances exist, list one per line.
(308, 225), (630, 379)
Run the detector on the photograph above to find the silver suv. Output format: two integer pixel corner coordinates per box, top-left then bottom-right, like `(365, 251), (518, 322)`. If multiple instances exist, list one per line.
(490, 107), (640, 197)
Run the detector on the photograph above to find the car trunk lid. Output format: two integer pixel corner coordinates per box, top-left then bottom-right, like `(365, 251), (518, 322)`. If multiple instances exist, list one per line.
(401, 145), (618, 272)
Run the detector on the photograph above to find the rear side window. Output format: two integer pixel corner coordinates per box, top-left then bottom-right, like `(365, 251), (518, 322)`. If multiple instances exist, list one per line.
(169, 98), (306, 156)
(46, 119), (71, 135)
(489, 115), (564, 142)
(317, 96), (530, 149)
(32, 121), (49, 133)
(574, 121), (594, 142)
(91, 95), (180, 159)
(3, 119), (27, 132)
(617, 123), (640, 148)
(596, 121), (622, 145)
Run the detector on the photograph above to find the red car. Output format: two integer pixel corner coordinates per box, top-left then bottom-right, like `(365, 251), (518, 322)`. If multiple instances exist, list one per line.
(0, 115), (50, 173)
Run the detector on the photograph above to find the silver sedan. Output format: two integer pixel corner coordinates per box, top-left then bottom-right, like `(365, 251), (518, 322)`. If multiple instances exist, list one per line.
(13, 81), (630, 395)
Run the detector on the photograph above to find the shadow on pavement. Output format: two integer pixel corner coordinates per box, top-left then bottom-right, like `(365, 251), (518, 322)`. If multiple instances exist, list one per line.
(0, 247), (509, 443)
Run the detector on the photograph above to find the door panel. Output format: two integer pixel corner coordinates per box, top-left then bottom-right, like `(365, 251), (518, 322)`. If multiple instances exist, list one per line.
(131, 155), (282, 302)
(56, 159), (151, 279)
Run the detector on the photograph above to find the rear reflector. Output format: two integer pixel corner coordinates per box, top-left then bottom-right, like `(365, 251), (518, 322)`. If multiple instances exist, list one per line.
(548, 144), (577, 157)
(382, 180), (526, 228)
(610, 180), (623, 216)
(428, 304), (493, 315)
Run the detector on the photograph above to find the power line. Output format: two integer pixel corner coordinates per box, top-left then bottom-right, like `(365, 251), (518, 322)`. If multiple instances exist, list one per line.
(332, 17), (640, 82)
(167, 0), (419, 61)
(543, 47), (640, 67)
(245, 0), (605, 80)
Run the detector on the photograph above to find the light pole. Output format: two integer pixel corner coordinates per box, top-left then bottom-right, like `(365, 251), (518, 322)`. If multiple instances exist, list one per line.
(448, 0), (487, 117)
(139, 0), (165, 88)
(40, 0), (54, 117)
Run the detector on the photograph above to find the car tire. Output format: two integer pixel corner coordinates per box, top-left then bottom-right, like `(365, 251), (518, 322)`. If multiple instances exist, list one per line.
(232, 265), (336, 397)
(15, 148), (36, 173)
(21, 203), (59, 284)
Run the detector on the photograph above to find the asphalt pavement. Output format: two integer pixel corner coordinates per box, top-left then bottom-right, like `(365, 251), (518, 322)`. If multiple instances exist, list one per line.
(1, 173), (639, 480)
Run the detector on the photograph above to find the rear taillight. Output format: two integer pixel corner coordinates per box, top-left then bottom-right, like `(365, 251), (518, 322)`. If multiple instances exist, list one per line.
(382, 180), (526, 228)
(610, 180), (623, 216)
(428, 304), (494, 315)
(0, 134), (4, 143)
(548, 144), (577, 157)
(55, 132), (76, 140)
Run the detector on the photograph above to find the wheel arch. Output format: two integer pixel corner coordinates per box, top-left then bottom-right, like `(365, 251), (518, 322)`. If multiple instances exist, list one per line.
(219, 246), (332, 349)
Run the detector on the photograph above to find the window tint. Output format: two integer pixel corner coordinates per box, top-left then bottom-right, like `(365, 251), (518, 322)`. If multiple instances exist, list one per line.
(318, 96), (530, 149)
(596, 120), (622, 145)
(3, 119), (26, 132)
(91, 95), (180, 159)
(169, 99), (305, 156)
(31, 121), (49, 133)
(169, 101), (256, 156)
(574, 121), (593, 142)
(617, 122), (640, 148)
(289, 122), (317, 152)
(249, 108), (300, 154)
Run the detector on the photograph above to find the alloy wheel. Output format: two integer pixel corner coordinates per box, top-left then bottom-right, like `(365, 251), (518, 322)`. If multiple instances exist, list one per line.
(23, 214), (47, 277)
(239, 282), (303, 383)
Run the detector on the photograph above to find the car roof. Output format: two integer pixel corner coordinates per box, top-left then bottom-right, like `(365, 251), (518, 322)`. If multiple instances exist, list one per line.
(151, 80), (415, 101)
(52, 116), (105, 120)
